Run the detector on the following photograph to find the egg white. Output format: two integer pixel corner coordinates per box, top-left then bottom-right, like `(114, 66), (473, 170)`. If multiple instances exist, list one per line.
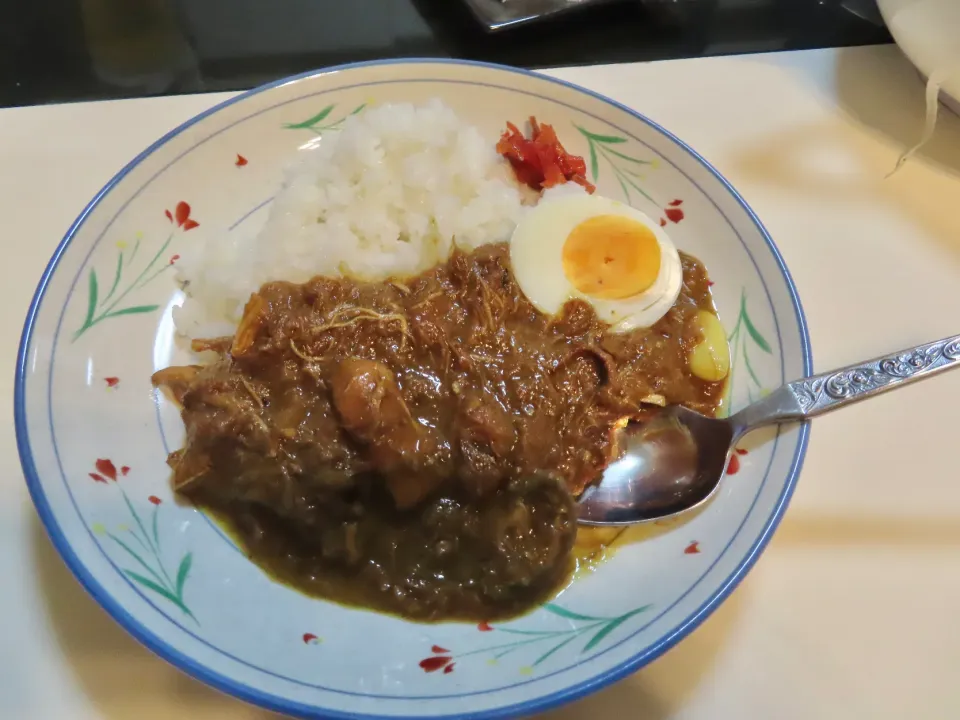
(510, 193), (682, 331)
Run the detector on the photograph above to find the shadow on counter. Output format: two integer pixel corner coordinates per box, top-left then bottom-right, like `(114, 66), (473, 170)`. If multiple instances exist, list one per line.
(541, 584), (744, 719)
(833, 44), (960, 178)
(732, 45), (960, 267)
(31, 515), (276, 720)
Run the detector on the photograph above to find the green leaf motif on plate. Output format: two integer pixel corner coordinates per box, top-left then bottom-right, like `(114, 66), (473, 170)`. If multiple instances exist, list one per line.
(101, 304), (161, 319)
(175, 552), (193, 598)
(90, 463), (198, 622)
(539, 604), (605, 622)
(283, 103), (368, 134)
(574, 124), (657, 206)
(576, 128), (628, 145)
(727, 288), (774, 406)
(83, 269), (99, 329)
(73, 201), (199, 341)
(284, 104), (335, 129)
(419, 602), (652, 677)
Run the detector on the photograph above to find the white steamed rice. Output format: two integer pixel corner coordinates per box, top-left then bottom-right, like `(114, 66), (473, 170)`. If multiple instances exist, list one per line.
(173, 99), (527, 338)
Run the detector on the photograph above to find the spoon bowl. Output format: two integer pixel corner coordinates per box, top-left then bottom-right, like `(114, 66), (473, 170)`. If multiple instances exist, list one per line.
(580, 332), (960, 526)
(579, 406), (734, 525)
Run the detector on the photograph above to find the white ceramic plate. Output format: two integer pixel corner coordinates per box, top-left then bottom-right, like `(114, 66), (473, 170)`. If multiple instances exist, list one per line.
(16, 60), (811, 719)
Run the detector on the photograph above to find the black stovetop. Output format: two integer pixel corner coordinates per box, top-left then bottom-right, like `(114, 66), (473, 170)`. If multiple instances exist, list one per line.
(0, 0), (891, 109)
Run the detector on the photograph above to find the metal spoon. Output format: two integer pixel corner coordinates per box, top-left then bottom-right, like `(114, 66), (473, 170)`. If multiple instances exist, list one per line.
(578, 333), (960, 526)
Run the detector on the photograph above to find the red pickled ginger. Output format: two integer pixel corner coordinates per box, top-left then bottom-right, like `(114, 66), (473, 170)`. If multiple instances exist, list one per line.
(497, 117), (595, 194)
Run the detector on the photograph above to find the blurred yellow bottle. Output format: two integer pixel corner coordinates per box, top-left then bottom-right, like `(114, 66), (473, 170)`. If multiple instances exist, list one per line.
(79, 0), (198, 92)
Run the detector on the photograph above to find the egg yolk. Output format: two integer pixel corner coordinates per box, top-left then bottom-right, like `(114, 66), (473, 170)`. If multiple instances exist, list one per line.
(561, 215), (661, 300)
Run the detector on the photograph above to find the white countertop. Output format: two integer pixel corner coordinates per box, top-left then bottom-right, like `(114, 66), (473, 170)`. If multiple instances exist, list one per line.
(3, 44), (960, 719)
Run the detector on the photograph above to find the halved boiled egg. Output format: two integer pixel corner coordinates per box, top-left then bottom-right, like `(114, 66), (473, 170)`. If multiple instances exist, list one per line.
(510, 193), (682, 331)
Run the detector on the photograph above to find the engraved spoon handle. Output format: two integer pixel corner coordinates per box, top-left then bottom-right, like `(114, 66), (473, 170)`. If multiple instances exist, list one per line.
(730, 334), (960, 434)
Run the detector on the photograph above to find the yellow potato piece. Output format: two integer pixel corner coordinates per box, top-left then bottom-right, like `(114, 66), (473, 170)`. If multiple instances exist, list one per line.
(689, 310), (730, 382)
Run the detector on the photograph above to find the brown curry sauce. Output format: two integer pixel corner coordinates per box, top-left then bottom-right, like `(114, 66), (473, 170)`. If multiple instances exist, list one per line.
(153, 243), (723, 621)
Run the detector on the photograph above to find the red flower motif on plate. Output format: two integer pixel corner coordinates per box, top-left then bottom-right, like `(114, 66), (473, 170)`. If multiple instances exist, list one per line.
(419, 655), (454, 673)
(665, 207), (684, 223)
(726, 448), (748, 475)
(95, 458), (117, 481)
(664, 198), (684, 223)
(165, 201), (199, 231)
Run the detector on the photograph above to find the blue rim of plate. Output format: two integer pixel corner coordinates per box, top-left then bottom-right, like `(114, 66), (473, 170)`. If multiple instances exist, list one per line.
(15, 58), (812, 720)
